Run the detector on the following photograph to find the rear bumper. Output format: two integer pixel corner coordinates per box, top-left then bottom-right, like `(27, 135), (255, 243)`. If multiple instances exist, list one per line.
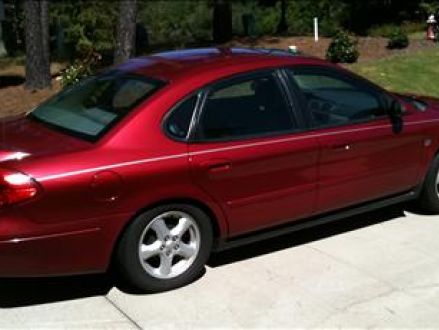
(0, 212), (130, 277)
(0, 228), (103, 277)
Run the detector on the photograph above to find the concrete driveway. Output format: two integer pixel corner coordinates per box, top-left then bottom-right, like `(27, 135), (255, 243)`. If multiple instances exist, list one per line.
(1, 205), (439, 329)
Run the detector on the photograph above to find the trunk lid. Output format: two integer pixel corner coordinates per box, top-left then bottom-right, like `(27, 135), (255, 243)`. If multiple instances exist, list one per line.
(0, 115), (91, 162)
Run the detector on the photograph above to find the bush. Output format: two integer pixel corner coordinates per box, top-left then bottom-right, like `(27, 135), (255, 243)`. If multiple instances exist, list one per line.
(232, 1), (279, 36)
(326, 31), (359, 63)
(420, 1), (439, 16)
(387, 29), (409, 49)
(58, 63), (87, 87)
(51, 1), (118, 56)
(286, 0), (348, 37)
(2, 1), (26, 56)
(58, 51), (101, 87)
(138, 1), (211, 48)
(400, 22), (425, 35)
(368, 24), (401, 38)
(368, 22), (423, 38)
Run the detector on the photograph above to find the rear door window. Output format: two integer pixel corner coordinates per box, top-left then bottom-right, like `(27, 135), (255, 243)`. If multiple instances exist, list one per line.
(197, 72), (297, 141)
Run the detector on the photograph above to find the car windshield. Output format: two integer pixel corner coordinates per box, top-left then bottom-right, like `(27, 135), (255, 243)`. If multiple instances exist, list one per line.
(29, 72), (165, 141)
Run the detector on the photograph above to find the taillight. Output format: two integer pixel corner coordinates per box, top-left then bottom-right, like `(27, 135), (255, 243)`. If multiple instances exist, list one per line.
(0, 168), (40, 207)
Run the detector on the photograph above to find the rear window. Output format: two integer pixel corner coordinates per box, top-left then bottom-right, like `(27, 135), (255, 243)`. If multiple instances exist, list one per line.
(29, 72), (165, 141)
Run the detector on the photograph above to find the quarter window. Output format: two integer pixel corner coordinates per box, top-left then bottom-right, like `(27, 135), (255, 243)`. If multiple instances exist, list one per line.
(288, 69), (385, 128)
(199, 73), (296, 140)
(165, 95), (198, 139)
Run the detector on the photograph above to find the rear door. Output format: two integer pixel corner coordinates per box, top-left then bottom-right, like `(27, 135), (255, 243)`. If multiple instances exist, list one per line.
(187, 70), (319, 237)
(285, 66), (424, 214)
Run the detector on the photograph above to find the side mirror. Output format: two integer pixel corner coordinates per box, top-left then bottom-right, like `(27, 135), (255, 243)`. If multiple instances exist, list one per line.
(388, 99), (403, 134)
(388, 99), (403, 119)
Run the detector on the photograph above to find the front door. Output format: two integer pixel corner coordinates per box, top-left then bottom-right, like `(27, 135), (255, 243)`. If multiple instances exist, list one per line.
(286, 66), (425, 213)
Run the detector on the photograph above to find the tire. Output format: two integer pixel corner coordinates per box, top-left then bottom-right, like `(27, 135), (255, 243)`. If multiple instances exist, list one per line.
(116, 204), (213, 293)
(417, 154), (439, 214)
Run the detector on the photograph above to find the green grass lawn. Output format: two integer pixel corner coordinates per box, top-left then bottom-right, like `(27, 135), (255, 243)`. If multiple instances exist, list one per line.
(350, 48), (439, 98)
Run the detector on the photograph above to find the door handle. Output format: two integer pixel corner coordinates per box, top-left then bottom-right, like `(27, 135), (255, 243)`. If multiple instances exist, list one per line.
(329, 143), (352, 151)
(200, 160), (232, 173)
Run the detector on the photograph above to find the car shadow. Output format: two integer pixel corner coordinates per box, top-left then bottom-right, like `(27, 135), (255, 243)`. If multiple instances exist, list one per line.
(0, 204), (407, 308)
(0, 273), (114, 308)
(208, 204), (406, 267)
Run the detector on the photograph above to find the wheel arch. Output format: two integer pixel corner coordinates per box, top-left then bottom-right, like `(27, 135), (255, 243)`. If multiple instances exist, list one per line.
(106, 197), (227, 271)
(420, 144), (439, 184)
(135, 198), (224, 238)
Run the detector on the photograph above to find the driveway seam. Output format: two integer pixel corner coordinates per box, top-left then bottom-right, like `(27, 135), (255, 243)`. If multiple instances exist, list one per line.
(307, 245), (399, 290)
(104, 296), (143, 330)
(310, 287), (398, 328)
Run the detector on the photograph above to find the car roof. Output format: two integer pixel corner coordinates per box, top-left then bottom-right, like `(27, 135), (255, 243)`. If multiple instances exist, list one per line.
(115, 48), (331, 82)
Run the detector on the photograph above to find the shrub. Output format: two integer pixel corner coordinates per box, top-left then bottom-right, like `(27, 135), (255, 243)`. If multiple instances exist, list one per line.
(368, 24), (401, 38)
(58, 50), (101, 87)
(59, 63), (87, 87)
(326, 31), (359, 63)
(419, 1), (439, 16)
(2, 1), (25, 56)
(51, 1), (118, 56)
(387, 29), (409, 49)
(138, 1), (211, 48)
(368, 22), (423, 38)
(232, 2), (279, 36)
(286, 0), (347, 37)
(400, 22), (425, 35)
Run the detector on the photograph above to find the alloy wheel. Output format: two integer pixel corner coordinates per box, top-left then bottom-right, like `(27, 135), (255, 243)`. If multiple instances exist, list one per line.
(138, 211), (201, 279)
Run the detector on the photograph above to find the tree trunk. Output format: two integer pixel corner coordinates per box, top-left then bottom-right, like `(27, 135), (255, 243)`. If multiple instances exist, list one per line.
(114, 0), (137, 64)
(277, 0), (288, 34)
(0, 0), (6, 58)
(213, 0), (232, 43)
(24, 0), (51, 90)
(40, 0), (50, 80)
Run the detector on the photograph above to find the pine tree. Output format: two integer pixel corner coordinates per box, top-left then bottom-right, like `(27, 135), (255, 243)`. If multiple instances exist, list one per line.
(24, 0), (51, 90)
(114, 0), (137, 64)
(213, 0), (232, 43)
(277, 0), (288, 34)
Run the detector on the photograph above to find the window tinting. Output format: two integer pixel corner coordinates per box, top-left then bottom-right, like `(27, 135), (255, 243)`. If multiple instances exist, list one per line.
(288, 69), (384, 128)
(166, 95), (198, 139)
(29, 72), (164, 140)
(199, 73), (295, 140)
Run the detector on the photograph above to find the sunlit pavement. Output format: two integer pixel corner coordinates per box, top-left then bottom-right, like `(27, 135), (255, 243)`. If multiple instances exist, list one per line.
(1, 206), (439, 329)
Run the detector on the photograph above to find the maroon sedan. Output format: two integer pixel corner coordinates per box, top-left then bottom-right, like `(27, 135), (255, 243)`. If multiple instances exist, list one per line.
(1, 48), (439, 292)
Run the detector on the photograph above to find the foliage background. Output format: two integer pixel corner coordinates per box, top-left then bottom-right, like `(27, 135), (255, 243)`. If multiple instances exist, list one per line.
(2, 0), (439, 58)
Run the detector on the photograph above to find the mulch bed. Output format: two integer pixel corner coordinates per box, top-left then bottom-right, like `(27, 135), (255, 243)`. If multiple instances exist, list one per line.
(0, 36), (437, 116)
(0, 83), (61, 117)
(0, 63), (64, 116)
